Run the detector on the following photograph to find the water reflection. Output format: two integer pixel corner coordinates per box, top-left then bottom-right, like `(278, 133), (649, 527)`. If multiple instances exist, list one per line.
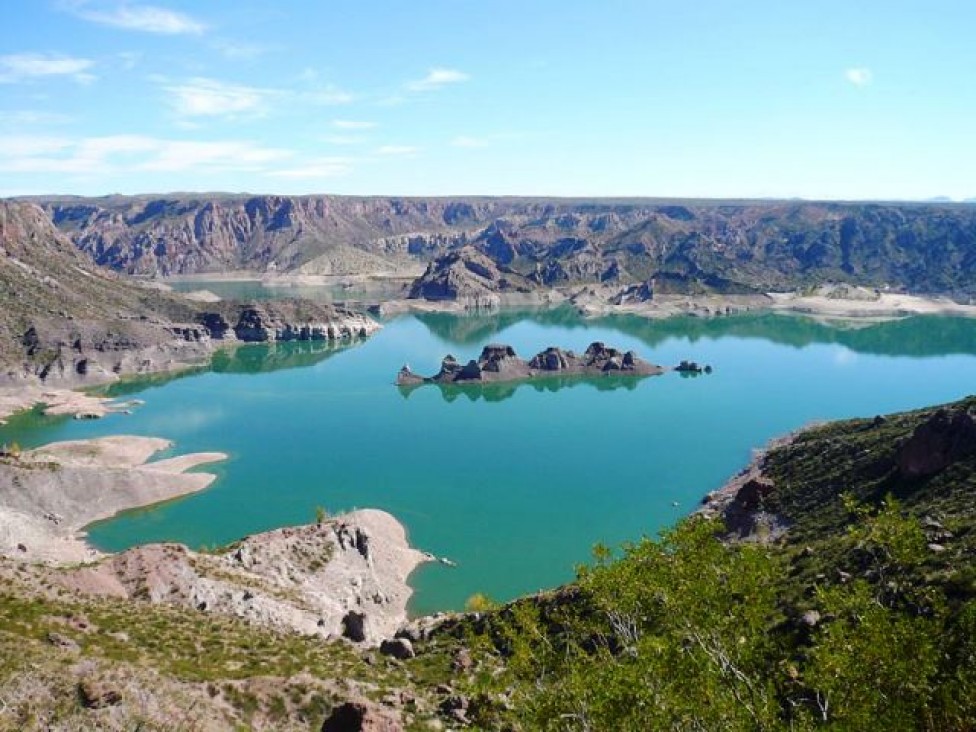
(95, 339), (363, 400)
(397, 373), (648, 403)
(413, 308), (976, 358)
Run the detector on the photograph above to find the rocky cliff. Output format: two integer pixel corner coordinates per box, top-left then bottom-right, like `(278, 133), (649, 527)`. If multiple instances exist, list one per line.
(0, 201), (380, 385)
(407, 245), (535, 309)
(28, 194), (976, 298)
(57, 510), (427, 646)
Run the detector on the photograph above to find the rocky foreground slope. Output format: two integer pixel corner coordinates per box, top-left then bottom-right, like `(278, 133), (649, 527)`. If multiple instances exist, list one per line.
(0, 201), (380, 385)
(2, 398), (976, 729)
(28, 194), (976, 298)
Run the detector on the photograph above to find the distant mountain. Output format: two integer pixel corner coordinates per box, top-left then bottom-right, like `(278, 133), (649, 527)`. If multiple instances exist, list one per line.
(21, 194), (976, 298)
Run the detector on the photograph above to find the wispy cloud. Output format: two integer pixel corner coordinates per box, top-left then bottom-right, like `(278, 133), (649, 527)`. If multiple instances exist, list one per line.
(332, 119), (377, 130)
(266, 156), (354, 179)
(140, 139), (288, 171)
(165, 77), (273, 118)
(211, 39), (267, 59)
(304, 84), (354, 105)
(65, 1), (205, 35)
(323, 135), (367, 146)
(0, 53), (95, 84)
(406, 67), (469, 92)
(374, 145), (419, 156)
(0, 110), (73, 126)
(0, 135), (74, 158)
(844, 67), (873, 87)
(0, 134), (290, 175)
(451, 135), (489, 148)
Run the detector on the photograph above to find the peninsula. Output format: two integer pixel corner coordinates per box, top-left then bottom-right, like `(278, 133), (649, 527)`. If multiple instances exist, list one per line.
(396, 341), (666, 387)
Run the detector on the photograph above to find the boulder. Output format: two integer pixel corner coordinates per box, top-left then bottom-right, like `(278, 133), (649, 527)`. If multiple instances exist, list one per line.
(379, 637), (415, 660)
(733, 477), (775, 511)
(341, 611), (368, 643)
(896, 408), (976, 479)
(320, 700), (403, 732)
(78, 679), (122, 709)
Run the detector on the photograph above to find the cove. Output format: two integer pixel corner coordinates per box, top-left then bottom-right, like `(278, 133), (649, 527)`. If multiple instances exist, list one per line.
(2, 309), (976, 615)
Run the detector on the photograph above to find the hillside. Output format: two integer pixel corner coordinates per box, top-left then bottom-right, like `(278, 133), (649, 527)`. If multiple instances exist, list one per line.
(0, 201), (379, 385)
(2, 397), (975, 729)
(27, 195), (976, 298)
(407, 396), (976, 730)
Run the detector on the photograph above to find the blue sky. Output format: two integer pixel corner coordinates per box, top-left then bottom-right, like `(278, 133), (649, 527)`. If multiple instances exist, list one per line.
(0, 1), (973, 199)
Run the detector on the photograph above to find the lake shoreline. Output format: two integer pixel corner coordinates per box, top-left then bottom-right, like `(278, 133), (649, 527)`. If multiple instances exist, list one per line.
(0, 435), (227, 564)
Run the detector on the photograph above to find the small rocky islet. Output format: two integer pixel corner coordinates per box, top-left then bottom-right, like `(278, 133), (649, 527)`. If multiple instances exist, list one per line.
(396, 341), (711, 387)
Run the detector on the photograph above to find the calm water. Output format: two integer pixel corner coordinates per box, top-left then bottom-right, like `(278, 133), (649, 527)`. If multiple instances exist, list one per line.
(166, 278), (406, 303)
(3, 308), (976, 614)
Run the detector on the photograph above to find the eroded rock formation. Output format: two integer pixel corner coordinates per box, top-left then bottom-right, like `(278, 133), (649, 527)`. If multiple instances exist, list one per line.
(397, 341), (665, 386)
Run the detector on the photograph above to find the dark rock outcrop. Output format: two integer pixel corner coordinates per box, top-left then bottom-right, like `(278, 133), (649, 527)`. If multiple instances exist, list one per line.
(379, 637), (416, 660)
(896, 408), (976, 478)
(396, 341), (664, 386)
(321, 699), (403, 732)
(408, 246), (535, 309)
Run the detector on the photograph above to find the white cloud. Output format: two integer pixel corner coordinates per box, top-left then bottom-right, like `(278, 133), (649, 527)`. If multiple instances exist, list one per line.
(305, 84), (355, 105)
(165, 78), (272, 118)
(844, 67), (873, 87)
(266, 157), (354, 179)
(0, 110), (73, 126)
(323, 135), (367, 146)
(0, 134), (290, 175)
(139, 140), (289, 171)
(451, 135), (488, 148)
(406, 67), (469, 92)
(66, 2), (205, 35)
(212, 39), (267, 59)
(0, 53), (95, 84)
(332, 119), (377, 130)
(374, 145), (419, 156)
(0, 135), (73, 158)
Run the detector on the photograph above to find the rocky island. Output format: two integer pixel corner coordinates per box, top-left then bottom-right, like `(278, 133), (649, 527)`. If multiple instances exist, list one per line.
(396, 341), (666, 387)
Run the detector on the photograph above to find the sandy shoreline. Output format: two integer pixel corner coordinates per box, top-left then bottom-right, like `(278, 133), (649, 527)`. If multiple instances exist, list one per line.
(0, 435), (227, 564)
(0, 386), (146, 425)
(370, 287), (976, 322)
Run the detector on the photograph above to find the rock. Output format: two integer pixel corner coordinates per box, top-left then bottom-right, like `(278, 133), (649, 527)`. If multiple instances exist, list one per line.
(675, 359), (704, 373)
(451, 648), (474, 672)
(46, 631), (79, 650)
(379, 637), (415, 660)
(400, 341), (664, 386)
(896, 408), (976, 478)
(78, 679), (122, 709)
(613, 280), (654, 305)
(408, 246), (533, 307)
(801, 610), (821, 627)
(732, 478), (775, 511)
(341, 611), (368, 643)
(320, 699), (403, 732)
(928, 543), (946, 553)
(225, 303), (380, 343)
(396, 365), (423, 387)
(438, 694), (470, 725)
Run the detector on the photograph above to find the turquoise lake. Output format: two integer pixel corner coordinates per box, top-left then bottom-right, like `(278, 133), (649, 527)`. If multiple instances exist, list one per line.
(3, 306), (976, 614)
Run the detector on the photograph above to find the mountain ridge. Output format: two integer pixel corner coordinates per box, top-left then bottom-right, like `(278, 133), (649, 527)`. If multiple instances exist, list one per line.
(20, 194), (976, 299)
